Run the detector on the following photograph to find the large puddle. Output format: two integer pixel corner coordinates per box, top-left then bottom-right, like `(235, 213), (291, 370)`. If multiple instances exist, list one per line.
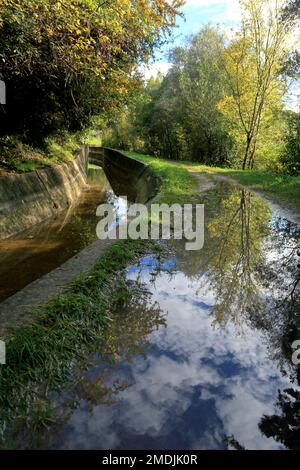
(0, 167), (131, 302)
(32, 183), (300, 450)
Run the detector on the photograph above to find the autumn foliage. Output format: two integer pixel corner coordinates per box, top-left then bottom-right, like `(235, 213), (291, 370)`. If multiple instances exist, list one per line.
(0, 0), (183, 145)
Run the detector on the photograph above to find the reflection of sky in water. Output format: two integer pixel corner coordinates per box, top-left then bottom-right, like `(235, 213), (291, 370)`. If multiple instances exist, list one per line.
(100, 191), (129, 234)
(43, 185), (300, 451)
(48, 257), (291, 450)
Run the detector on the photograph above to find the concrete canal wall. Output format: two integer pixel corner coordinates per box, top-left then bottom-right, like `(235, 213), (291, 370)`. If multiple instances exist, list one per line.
(0, 147), (89, 239)
(0, 146), (159, 240)
(89, 147), (159, 203)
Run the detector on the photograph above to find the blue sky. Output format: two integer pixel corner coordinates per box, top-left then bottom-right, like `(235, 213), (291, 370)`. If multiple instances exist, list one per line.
(142, 0), (241, 78)
(171, 0), (240, 43)
(141, 0), (299, 109)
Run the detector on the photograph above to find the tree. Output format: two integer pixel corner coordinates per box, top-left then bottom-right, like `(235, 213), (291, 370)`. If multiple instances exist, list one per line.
(281, 112), (300, 174)
(284, 0), (300, 19)
(169, 26), (234, 164)
(0, 0), (183, 145)
(219, 0), (292, 169)
(124, 26), (234, 164)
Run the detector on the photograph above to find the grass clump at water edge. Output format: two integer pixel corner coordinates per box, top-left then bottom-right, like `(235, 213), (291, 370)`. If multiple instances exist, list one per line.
(0, 239), (159, 444)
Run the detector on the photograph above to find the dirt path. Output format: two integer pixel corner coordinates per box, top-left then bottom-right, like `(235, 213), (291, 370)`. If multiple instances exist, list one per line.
(189, 171), (215, 194)
(190, 168), (300, 227)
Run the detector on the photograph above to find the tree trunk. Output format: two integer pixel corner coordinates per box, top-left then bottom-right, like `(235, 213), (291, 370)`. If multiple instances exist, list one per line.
(242, 136), (252, 170)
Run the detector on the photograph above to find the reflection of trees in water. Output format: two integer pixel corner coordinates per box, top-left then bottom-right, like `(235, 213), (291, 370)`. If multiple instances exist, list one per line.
(205, 203), (300, 448)
(58, 280), (165, 410)
(172, 184), (300, 448)
(255, 229), (300, 449)
(254, 221), (300, 373)
(207, 207), (300, 448)
(207, 188), (270, 326)
(259, 388), (300, 449)
(174, 184), (271, 327)
(62, 185), (300, 449)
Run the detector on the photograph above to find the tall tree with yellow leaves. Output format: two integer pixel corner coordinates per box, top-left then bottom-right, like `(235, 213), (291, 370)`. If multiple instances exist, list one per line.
(219, 0), (293, 169)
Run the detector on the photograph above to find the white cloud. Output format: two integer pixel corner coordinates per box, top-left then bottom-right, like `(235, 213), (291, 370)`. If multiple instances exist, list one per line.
(52, 266), (291, 450)
(139, 62), (172, 80)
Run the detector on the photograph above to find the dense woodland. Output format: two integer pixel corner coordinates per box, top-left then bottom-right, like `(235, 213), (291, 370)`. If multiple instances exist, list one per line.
(0, 0), (183, 168)
(0, 0), (299, 173)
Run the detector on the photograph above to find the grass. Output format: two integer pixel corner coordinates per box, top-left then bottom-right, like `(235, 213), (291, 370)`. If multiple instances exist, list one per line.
(0, 239), (161, 442)
(0, 134), (82, 173)
(123, 151), (200, 205)
(0, 130), (104, 173)
(193, 165), (300, 212)
(124, 151), (300, 213)
(0, 139), (50, 172)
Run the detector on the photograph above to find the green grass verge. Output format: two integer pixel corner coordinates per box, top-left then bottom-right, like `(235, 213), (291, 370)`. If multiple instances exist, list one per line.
(122, 151), (199, 205)
(195, 165), (300, 212)
(0, 134), (82, 173)
(0, 239), (160, 441)
(124, 151), (300, 213)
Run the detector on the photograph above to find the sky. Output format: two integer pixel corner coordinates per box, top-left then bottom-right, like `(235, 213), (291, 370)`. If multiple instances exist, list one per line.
(142, 0), (241, 79)
(141, 0), (299, 111)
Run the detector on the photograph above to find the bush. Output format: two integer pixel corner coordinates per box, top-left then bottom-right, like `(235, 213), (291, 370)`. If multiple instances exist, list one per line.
(281, 113), (300, 176)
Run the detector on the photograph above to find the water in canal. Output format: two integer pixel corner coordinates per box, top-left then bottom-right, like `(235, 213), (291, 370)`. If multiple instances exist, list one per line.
(33, 183), (300, 450)
(0, 166), (132, 302)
